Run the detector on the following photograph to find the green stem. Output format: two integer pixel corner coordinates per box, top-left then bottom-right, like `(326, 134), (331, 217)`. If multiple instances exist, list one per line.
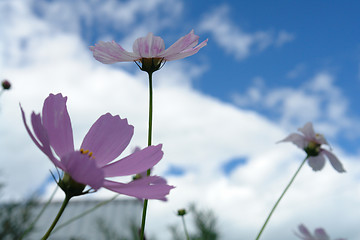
(20, 185), (59, 239)
(181, 215), (190, 240)
(139, 72), (153, 240)
(52, 194), (118, 233)
(255, 157), (308, 240)
(41, 194), (71, 240)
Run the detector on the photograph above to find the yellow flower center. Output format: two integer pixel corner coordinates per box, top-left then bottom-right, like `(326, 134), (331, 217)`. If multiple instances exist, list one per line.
(80, 148), (93, 158)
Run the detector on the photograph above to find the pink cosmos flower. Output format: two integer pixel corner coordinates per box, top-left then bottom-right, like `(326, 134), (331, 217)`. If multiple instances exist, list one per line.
(90, 30), (208, 73)
(295, 224), (346, 240)
(21, 93), (174, 200)
(278, 122), (345, 172)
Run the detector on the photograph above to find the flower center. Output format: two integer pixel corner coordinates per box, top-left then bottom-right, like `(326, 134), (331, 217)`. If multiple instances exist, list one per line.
(304, 141), (321, 157)
(80, 148), (93, 158)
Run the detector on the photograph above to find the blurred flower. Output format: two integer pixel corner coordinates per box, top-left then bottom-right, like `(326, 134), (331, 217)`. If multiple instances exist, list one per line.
(278, 122), (345, 172)
(21, 93), (174, 200)
(295, 224), (346, 240)
(1, 79), (11, 90)
(177, 209), (187, 216)
(90, 30), (208, 73)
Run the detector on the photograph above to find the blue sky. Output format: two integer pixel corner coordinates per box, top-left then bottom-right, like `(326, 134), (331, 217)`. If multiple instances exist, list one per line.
(1, 1), (360, 239)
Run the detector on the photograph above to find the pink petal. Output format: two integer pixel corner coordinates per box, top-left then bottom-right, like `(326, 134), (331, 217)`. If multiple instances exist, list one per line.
(20, 106), (64, 169)
(81, 113), (134, 167)
(42, 93), (74, 158)
(161, 30), (208, 60)
(278, 133), (307, 149)
(102, 144), (163, 177)
(132, 32), (165, 58)
(294, 224), (315, 240)
(314, 228), (330, 240)
(308, 154), (326, 171)
(159, 30), (199, 57)
(103, 176), (174, 200)
(61, 151), (104, 190)
(163, 39), (208, 61)
(90, 41), (138, 63)
(299, 122), (316, 139)
(322, 150), (346, 173)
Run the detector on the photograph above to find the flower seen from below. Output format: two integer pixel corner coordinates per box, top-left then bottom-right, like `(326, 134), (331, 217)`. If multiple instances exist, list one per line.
(295, 224), (346, 240)
(21, 93), (174, 200)
(278, 122), (345, 172)
(90, 30), (208, 73)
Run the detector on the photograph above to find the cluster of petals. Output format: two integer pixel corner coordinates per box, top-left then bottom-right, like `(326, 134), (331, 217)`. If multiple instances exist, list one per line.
(295, 224), (346, 240)
(21, 93), (173, 200)
(278, 122), (345, 172)
(90, 30), (208, 64)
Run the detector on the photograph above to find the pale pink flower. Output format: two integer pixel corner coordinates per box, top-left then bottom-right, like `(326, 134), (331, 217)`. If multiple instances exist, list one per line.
(279, 122), (345, 172)
(295, 224), (346, 240)
(21, 93), (174, 200)
(90, 30), (208, 73)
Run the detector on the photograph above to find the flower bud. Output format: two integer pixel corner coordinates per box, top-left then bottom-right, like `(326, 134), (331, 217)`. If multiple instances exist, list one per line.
(1, 80), (11, 90)
(177, 208), (187, 216)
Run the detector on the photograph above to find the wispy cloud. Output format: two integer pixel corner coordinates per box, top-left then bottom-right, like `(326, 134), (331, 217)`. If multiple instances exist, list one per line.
(232, 72), (360, 140)
(198, 5), (294, 60)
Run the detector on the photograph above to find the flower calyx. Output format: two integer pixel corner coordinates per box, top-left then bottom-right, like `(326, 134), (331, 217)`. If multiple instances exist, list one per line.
(58, 173), (87, 198)
(135, 58), (165, 74)
(304, 141), (321, 157)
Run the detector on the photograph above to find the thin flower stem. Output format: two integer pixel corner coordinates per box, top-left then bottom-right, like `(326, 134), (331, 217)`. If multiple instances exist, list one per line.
(41, 194), (71, 240)
(255, 156), (308, 240)
(181, 215), (190, 240)
(52, 194), (118, 233)
(20, 185), (59, 239)
(140, 72), (154, 240)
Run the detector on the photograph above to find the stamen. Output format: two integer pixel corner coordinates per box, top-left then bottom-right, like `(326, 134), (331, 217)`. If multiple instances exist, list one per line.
(80, 148), (94, 158)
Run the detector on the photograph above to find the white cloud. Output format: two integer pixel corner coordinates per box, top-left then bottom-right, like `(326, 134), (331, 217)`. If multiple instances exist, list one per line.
(232, 73), (360, 140)
(198, 5), (294, 60)
(0, 1), (359, 240)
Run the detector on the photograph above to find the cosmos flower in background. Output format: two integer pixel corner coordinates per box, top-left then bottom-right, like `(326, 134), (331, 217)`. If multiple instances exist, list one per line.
(278, 122), (345, 172)
(21, 93), (174, 200)
(295, 224), (346, 240)
(90, 30), (208, 73)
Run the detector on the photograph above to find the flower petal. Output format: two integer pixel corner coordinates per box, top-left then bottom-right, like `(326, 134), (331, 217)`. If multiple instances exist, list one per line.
(21, 105), (64, 169)
(42, 93), (74, 158)
(160, 30), (208, 61)
(277, 133), (307, 149)
(298, 122), (316, 139)
(307, 154), (326, 171)
(314, 228), (330, 240)
(90, 41), (138, 63)
(132, 33), (165, 58)
(163, 39), (208, 61)
(102, 144), (163, 177)
(61, 151), (104, 190)
(322, 149), (346, 173)
(103, 176), (174, 200)
(81, 113), (134, 167)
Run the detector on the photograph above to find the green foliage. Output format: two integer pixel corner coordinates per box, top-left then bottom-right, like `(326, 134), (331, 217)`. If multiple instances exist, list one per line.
(0, 197), (36, 240)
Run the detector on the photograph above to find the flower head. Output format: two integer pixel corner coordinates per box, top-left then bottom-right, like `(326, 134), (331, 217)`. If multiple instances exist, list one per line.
(21, 93), (174, 200)
(90, 30), (208, 73)
(295, 224), (346, 240)
(278, 122), (345, 172)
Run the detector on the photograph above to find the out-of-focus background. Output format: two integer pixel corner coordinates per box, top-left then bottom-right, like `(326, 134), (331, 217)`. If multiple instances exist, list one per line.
(1, 0), (359, 239)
